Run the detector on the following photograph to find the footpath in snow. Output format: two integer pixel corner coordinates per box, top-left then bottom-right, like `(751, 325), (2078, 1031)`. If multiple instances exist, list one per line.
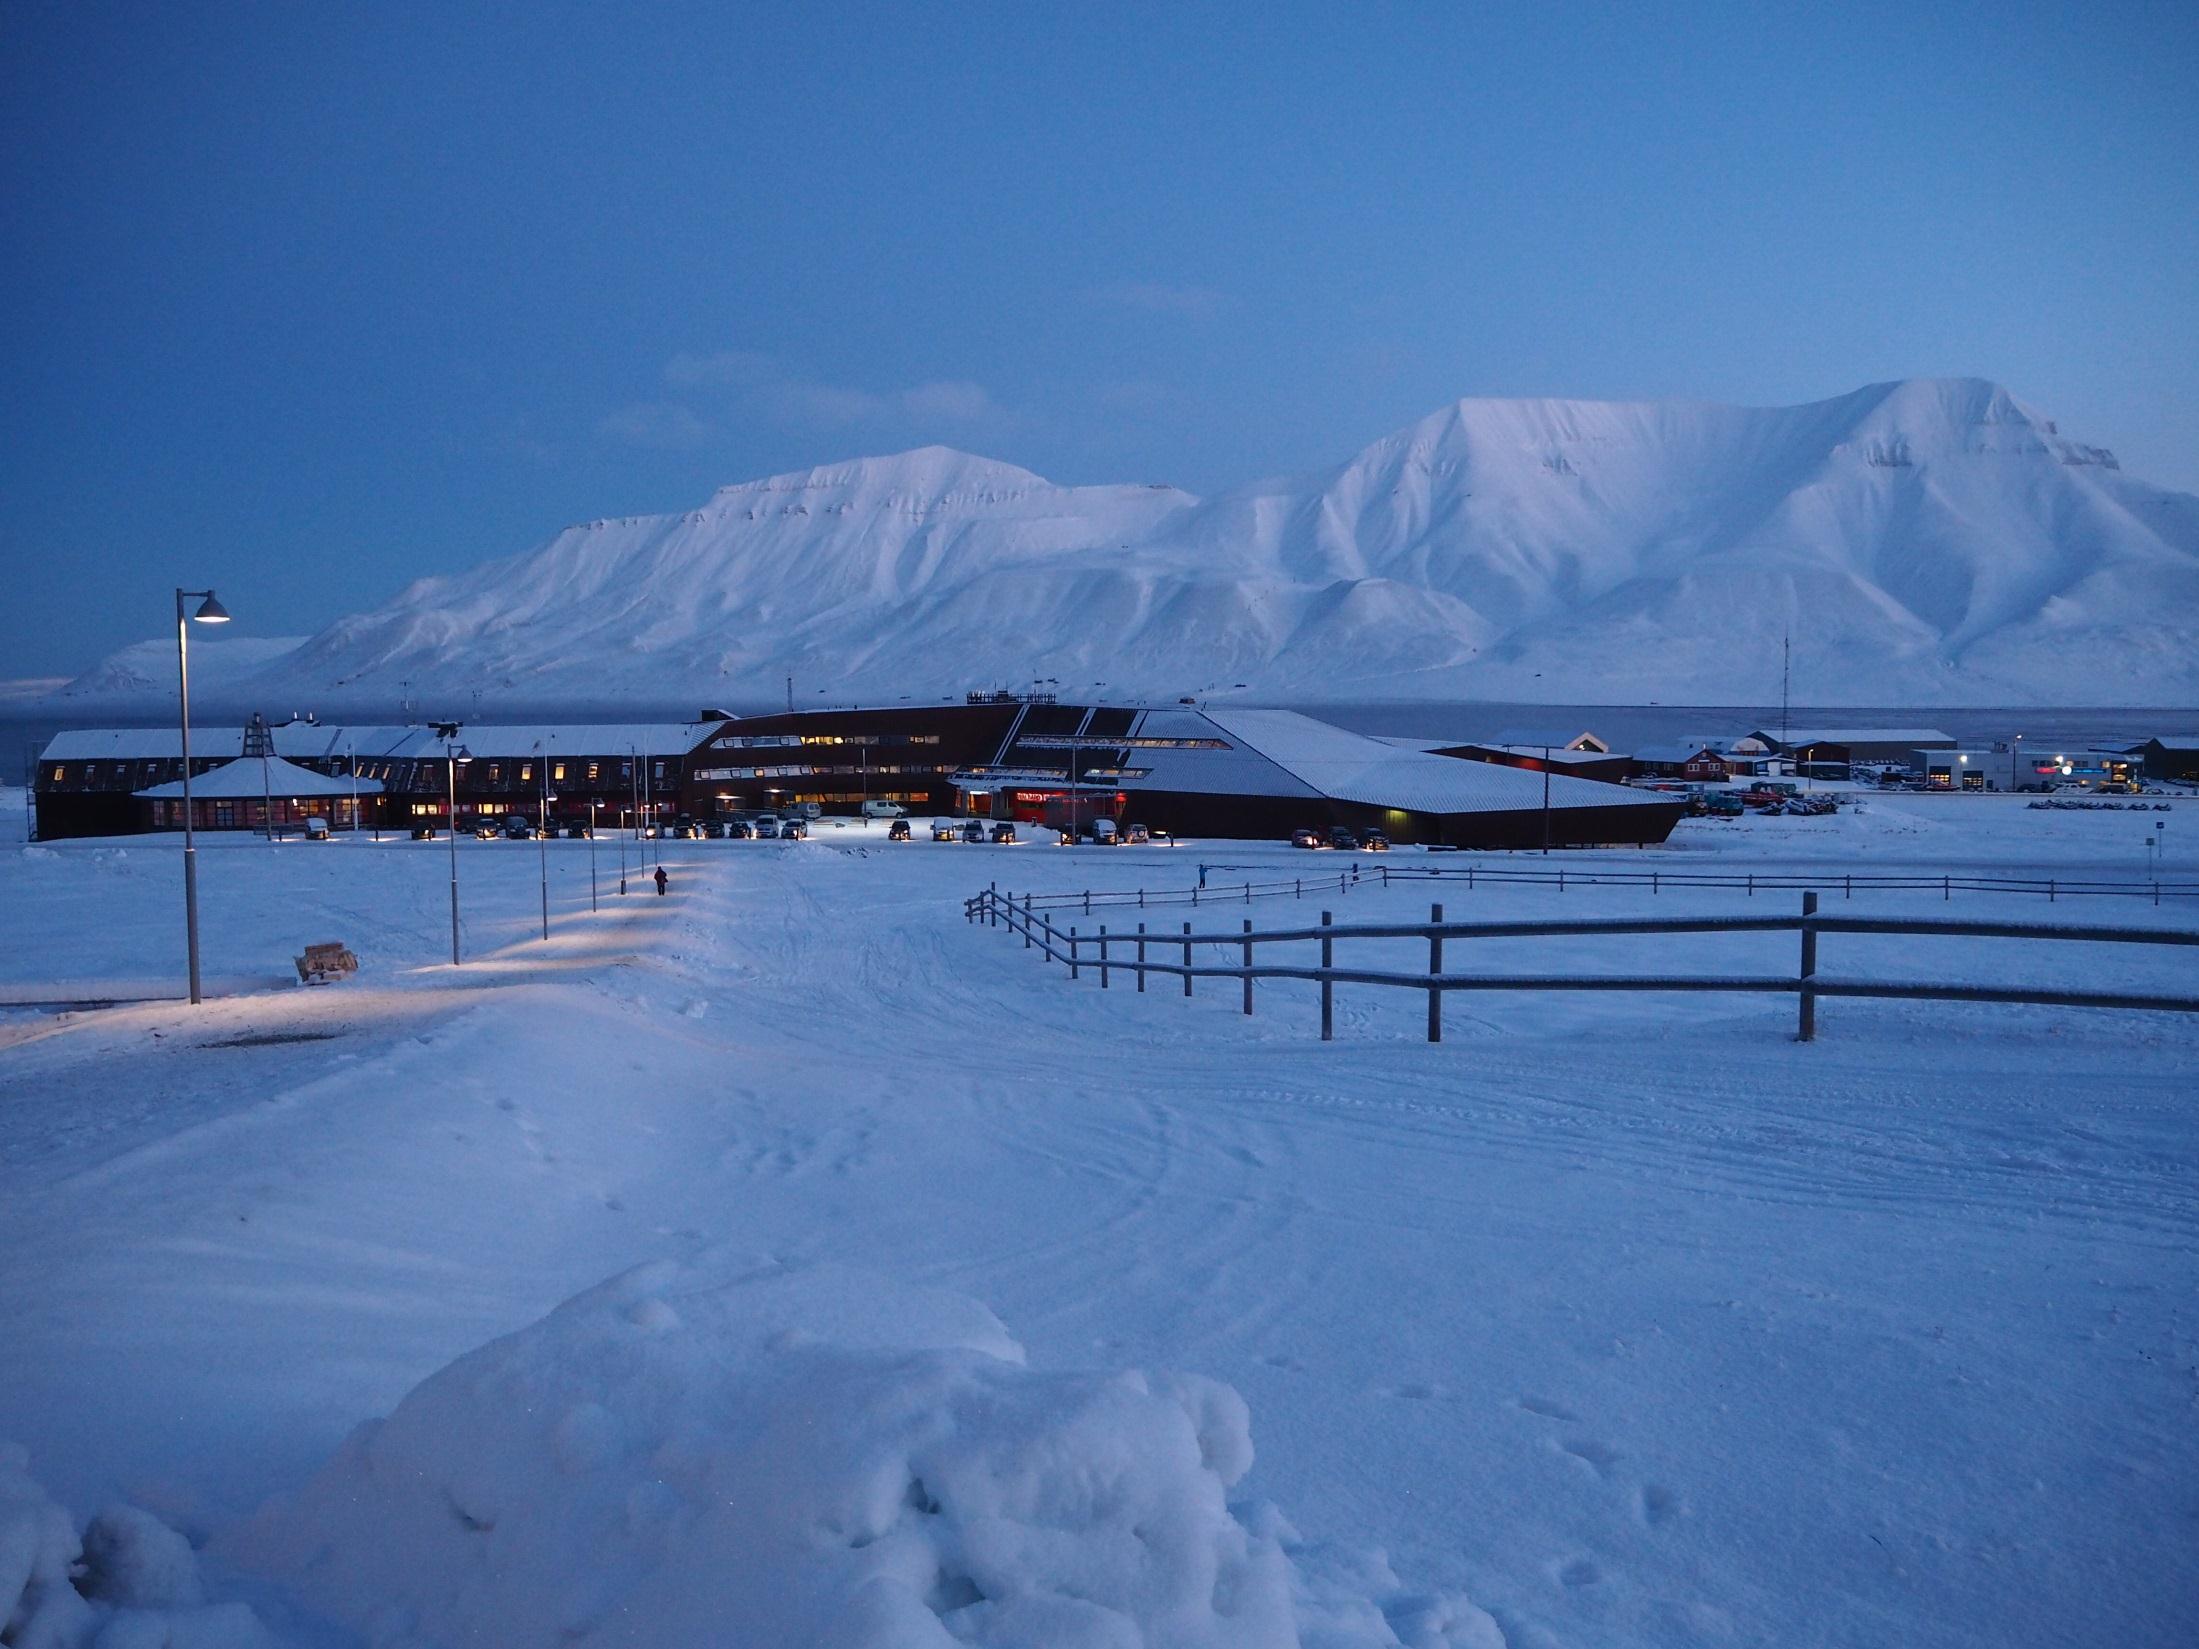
(1, 794), (2194, 1646)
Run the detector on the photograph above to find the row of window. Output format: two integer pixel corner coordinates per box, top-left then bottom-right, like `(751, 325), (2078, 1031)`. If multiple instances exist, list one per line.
(710, 732), (945, 750)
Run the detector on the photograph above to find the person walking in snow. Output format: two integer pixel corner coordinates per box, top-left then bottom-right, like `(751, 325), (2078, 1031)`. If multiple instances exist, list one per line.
(653, 865), (669, 896)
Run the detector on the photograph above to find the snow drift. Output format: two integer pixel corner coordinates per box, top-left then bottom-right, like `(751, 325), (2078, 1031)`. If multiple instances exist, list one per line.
(228, 1260), (1492, 1649)
(0, 1443), (274, 1647)
(50, 378), (2199, 711)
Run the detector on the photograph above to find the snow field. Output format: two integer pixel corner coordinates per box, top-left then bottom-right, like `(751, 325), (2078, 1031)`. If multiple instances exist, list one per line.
(2, 797), (2195, 1646)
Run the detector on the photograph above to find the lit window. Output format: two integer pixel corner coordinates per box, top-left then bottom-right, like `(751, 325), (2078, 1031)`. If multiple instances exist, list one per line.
(553, 763), (565, 781)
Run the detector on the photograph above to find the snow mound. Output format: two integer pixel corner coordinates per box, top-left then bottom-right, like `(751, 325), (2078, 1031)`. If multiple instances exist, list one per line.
(231, 1260), (1493, 1648)
(0, 1442), (273, 1648)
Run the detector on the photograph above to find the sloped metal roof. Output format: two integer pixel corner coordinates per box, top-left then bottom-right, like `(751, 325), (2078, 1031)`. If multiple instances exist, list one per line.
(136, 755), (381, 799)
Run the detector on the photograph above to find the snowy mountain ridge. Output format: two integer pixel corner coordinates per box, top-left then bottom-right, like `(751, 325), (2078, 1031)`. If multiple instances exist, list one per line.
(50, 379), (2199, 710)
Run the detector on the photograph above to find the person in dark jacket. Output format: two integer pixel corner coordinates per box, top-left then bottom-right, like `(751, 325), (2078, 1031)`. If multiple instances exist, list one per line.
(653, 865), (669, 896)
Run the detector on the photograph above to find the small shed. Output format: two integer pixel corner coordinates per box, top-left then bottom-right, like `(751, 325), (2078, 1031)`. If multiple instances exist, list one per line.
(137, 755), (381, 832)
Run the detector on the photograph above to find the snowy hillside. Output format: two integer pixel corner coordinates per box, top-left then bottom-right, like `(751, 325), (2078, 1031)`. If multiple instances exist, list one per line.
(51, 380), (2199, 711)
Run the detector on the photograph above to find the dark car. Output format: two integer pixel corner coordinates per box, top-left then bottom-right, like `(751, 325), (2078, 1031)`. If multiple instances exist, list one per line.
(779, 817), (808, 840)
(411, 823), (439, 840)
(700, 819), (726, 839)
(565, 821), (594, 839)
(1149, 827), (1176, 846)
(989, 821), (1017, 844)
(1358, 828), (1390, 851)
(726, 817), (758, 839)
(887, 817), (911, 841)
(1290, 827), (1324, 849)
(1327, 826), (1359, 851)
(962, 820), (987, 843)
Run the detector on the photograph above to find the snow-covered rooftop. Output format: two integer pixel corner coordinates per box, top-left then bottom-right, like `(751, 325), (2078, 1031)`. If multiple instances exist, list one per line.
(41, 722), (704, 764)
(135, 755), (381, 799)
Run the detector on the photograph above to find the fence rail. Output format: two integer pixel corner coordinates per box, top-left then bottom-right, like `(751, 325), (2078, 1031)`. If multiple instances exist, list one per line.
(990, 860), (2196, 917)
(962, 887), (2199, 1044)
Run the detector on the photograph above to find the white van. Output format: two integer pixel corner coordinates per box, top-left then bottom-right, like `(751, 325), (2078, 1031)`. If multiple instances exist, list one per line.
(861, 800), (909, 819)
(304, 816), (331, 840)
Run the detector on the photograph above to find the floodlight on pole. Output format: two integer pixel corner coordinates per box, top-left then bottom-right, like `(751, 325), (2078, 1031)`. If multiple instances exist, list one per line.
(174, 587), (230, 1005)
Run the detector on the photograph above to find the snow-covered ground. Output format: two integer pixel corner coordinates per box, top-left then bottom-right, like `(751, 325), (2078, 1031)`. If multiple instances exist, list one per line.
(2, 794), (2194, 1646)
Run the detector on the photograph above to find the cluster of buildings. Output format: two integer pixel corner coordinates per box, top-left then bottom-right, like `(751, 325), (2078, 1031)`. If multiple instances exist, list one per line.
(29, 698), (2197, 848)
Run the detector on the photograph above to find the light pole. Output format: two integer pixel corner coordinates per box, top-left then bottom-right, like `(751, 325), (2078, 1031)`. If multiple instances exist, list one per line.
(174, 587), (231, 1004)
(2011, 733), (2023, 794)
(437, 723), (468, 965)
(1540, 744), (1553, 855)
(589, 798), (599, 911)
(535, 740), (551, 942)
(346, 738), (358, 833)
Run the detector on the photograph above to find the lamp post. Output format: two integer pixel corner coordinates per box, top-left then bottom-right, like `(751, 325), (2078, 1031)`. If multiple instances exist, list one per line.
(437, 723), (468, 965)
(535, 740), (551, 942)
(1540, 744), (1553, 855)
(589, 798), (599, 911)
(173, 587), (231, 1004)
(2011, 733), (2023, 794)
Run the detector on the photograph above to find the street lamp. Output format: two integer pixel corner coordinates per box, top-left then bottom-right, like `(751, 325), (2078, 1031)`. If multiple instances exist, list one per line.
(588, 797), (599, 911)
(174, 588), (230, 1004)
(534, 739), (551, 942)
(436, 723), (469, 965)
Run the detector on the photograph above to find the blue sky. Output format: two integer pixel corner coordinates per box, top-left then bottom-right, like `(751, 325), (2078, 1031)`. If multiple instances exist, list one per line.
(3, 0), (2195, 678)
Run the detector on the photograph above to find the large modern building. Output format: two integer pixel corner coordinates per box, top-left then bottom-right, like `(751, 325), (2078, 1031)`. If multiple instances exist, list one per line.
(683, 697), (1684, 848)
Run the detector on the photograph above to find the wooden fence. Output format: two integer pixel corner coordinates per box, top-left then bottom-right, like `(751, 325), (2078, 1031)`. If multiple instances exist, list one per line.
(985, 860), (2195, 920)
(962, 887), (2199, 1043)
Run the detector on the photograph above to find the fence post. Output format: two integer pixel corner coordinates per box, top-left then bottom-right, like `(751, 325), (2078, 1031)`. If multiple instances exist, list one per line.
(1320, 910), (1334, 1041)
(1748, 873), (1754, 898)
(1242, 919), (1253, 1015)
(1653, 870), (1659, 895)
(1023, 894), (1033, 949)
(1798, 890), (1818, 1042)
(1070, 927), (1080, 982)
(1559, 870), (1566, 893)
(1183, 922), (1193, 997)
(1137, 923), (1147, 992)
(1943, 875), (1950, 902)
(989, 881), (997, 927)
(1427, 902), (1444, 1043)
(1084, 890), (1091, 916)
(1244, 881), (1252, 905)
(1100, 926), (1110, 990)
(2049, 879), (2055, 903)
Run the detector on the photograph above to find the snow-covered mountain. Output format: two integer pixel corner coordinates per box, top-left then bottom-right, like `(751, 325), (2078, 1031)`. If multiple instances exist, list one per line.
(51, 379), (2199, 710)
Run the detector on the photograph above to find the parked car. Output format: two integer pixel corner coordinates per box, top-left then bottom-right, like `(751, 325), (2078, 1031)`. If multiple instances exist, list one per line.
(1148, 827), (1175, 846)
(1087, 818), (1118, 845)
(1328, 826), (1359, 851)
(1358, 828), (1391, 851)
(962, 820), (987, 843)
(932, 820), (959, 842)
(726, 818), (758, 839)
(887, 817), (911, 841)
(700, 819), (726, 838)
(862, 800), (909, 819)
(505, 818), (539, 840)
(411, 823), (439, 840)
(989, 821), (1017, 844)
(779, 817), (808, 839)
(751, 813), (780, 837)
(672, 821), (701, 840)
(565, 821), (594, 839)
(1290, 827), (1324, 849)
(1122, 822), (1150, 844)
(303, 816), (331, 841)
(1056, 829), (1076, 846)
(471, 821), (499, 840)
